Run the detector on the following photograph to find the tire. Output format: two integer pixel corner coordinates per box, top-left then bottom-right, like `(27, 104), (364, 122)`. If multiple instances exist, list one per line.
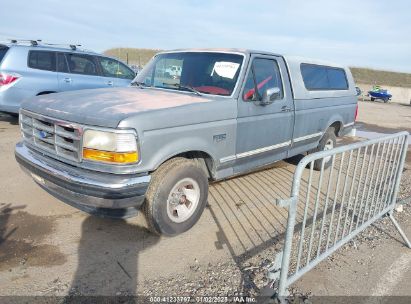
(370, 97), (375, 101)
(143, 157), (209, 236)
(310, 127), (337, 171)
(383, 98), (389, 103)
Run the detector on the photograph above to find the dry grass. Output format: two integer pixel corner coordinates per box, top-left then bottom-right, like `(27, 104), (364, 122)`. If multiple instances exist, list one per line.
(350, 67), (411, 88)
(103, 47), (161, 66)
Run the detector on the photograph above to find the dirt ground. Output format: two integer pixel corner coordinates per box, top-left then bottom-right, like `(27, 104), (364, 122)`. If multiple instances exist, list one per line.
(0, 101), (410, 301)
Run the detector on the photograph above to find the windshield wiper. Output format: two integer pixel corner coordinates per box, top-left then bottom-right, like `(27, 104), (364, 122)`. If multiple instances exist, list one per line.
(131, 81), (149, 88)
(163, 83), (203, 96)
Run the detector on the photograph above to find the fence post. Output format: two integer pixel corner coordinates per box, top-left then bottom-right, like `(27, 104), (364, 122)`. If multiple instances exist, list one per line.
(277, 197), (297, 297)
(388, 135), (411, 248)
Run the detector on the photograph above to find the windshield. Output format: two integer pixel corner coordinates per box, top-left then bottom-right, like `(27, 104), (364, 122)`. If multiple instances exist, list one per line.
(133, 52), (244, 96)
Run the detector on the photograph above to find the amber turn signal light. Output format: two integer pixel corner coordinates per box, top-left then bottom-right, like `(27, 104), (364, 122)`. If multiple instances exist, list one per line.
(83, 148), (138, 164)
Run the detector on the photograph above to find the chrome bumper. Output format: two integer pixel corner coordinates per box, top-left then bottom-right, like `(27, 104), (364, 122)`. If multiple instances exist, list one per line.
(15, 141), (151, 218)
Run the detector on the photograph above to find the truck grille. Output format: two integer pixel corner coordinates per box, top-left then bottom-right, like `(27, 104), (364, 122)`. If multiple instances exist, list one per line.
(20, 110), (82, 162)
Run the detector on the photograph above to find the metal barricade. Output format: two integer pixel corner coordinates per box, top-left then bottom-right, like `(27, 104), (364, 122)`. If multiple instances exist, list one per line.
(271, 131), (411, 298)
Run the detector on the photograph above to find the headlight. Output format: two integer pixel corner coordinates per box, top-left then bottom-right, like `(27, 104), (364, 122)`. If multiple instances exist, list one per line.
(82, 129), (139, 164)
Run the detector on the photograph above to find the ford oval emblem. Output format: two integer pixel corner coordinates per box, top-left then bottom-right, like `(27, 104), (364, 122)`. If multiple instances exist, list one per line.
(39, 131), (50, 139)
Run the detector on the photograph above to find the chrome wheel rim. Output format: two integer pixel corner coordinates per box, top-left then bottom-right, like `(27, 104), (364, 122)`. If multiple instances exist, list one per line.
(166, 177), (200, 223)
(323, 139), (334, 163)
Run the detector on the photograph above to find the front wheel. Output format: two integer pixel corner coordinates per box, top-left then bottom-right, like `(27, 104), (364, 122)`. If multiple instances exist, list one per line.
(143, 158), (209, 236)
(310, 127), (337, 171)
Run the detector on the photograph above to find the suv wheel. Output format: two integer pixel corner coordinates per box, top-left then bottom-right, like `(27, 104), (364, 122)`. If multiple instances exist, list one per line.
(310, 127), (337, 171)
(143, 157), (209, 236)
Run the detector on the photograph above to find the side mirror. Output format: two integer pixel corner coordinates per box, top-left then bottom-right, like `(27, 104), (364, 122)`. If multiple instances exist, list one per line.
(355, 87), (362, 96)
(260, 87), (281, 105)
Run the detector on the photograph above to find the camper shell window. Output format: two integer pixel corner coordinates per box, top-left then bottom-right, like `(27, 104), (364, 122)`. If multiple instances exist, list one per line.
(301, 63), (348, 91)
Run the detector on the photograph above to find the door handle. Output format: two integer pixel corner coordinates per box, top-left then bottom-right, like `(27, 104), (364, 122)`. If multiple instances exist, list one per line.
(64, 77), (72, 83)
(281, 105), (292, 112)
(107, 81), (114, 86)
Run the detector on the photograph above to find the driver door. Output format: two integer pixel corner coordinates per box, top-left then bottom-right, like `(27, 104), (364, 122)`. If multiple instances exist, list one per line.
(234, 54), (294, 174)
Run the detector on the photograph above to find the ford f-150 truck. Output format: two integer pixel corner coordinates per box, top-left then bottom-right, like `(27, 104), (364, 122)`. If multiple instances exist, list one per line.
(15, 49), (357, 235)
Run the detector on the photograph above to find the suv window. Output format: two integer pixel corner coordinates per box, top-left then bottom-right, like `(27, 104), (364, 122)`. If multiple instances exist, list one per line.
(57, 53), (69, 73)
(66, 53), (98, 76)
(99, 57), (135, 79)
(301, 63), (348, 90)
(243, 58), (283, 101)
(0, 46), (9, 63)
(28, 51), (56, 71)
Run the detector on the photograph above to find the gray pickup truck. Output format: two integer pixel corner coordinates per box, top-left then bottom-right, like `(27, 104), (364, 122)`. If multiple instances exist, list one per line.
(15, 49), (357, 235)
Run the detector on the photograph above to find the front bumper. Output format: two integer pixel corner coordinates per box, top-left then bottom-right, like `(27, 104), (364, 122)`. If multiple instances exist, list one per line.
(15, 141), (151, 218)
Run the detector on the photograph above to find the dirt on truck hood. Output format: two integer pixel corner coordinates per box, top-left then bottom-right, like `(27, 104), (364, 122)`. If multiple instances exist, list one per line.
(21, 87), (214, 128)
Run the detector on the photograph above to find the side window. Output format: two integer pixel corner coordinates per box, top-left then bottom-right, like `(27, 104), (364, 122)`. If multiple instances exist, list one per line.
(99, 57), (135, 79)
(301, 64), (348, 90)
(66, 53), (98, 76)
(115, 61), (135, 80)
(28, 51), (56, 71)
(243, 58), (283, 101)
(0, 46), (9, 63)
(56, 53), (69, 73)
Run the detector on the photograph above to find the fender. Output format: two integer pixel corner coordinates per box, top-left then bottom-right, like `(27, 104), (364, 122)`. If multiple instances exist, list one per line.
(142, 134), (217, 173)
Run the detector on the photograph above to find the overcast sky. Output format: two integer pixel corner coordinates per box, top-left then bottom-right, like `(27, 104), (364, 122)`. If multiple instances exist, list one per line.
(1, 0), (410, 72)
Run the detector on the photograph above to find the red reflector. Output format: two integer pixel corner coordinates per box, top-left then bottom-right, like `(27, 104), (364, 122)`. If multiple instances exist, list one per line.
(0, 73), (19, 86)
(355, 104), (358, 121)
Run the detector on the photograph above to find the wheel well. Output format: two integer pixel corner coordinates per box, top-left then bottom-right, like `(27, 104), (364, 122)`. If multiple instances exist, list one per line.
(37, 91), (56, 96)
(174, 151), (215, 179)
(329, 121), (342, 136)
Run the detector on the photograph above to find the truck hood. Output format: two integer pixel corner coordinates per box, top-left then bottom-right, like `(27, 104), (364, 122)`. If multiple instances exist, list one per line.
(21, 87), (215, 128)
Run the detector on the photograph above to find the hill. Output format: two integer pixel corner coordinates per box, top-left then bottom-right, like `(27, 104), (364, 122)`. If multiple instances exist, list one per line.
(103, 48), (161, 67)
(104, 48), (411, 88)
(350, 67), (411, 88)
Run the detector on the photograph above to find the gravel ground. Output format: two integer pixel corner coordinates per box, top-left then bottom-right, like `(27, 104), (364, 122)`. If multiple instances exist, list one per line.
(133, 199), (410, 301)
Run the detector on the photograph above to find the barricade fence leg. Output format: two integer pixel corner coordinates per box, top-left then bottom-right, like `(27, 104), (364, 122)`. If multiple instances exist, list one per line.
(388, 212), (411, 248)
